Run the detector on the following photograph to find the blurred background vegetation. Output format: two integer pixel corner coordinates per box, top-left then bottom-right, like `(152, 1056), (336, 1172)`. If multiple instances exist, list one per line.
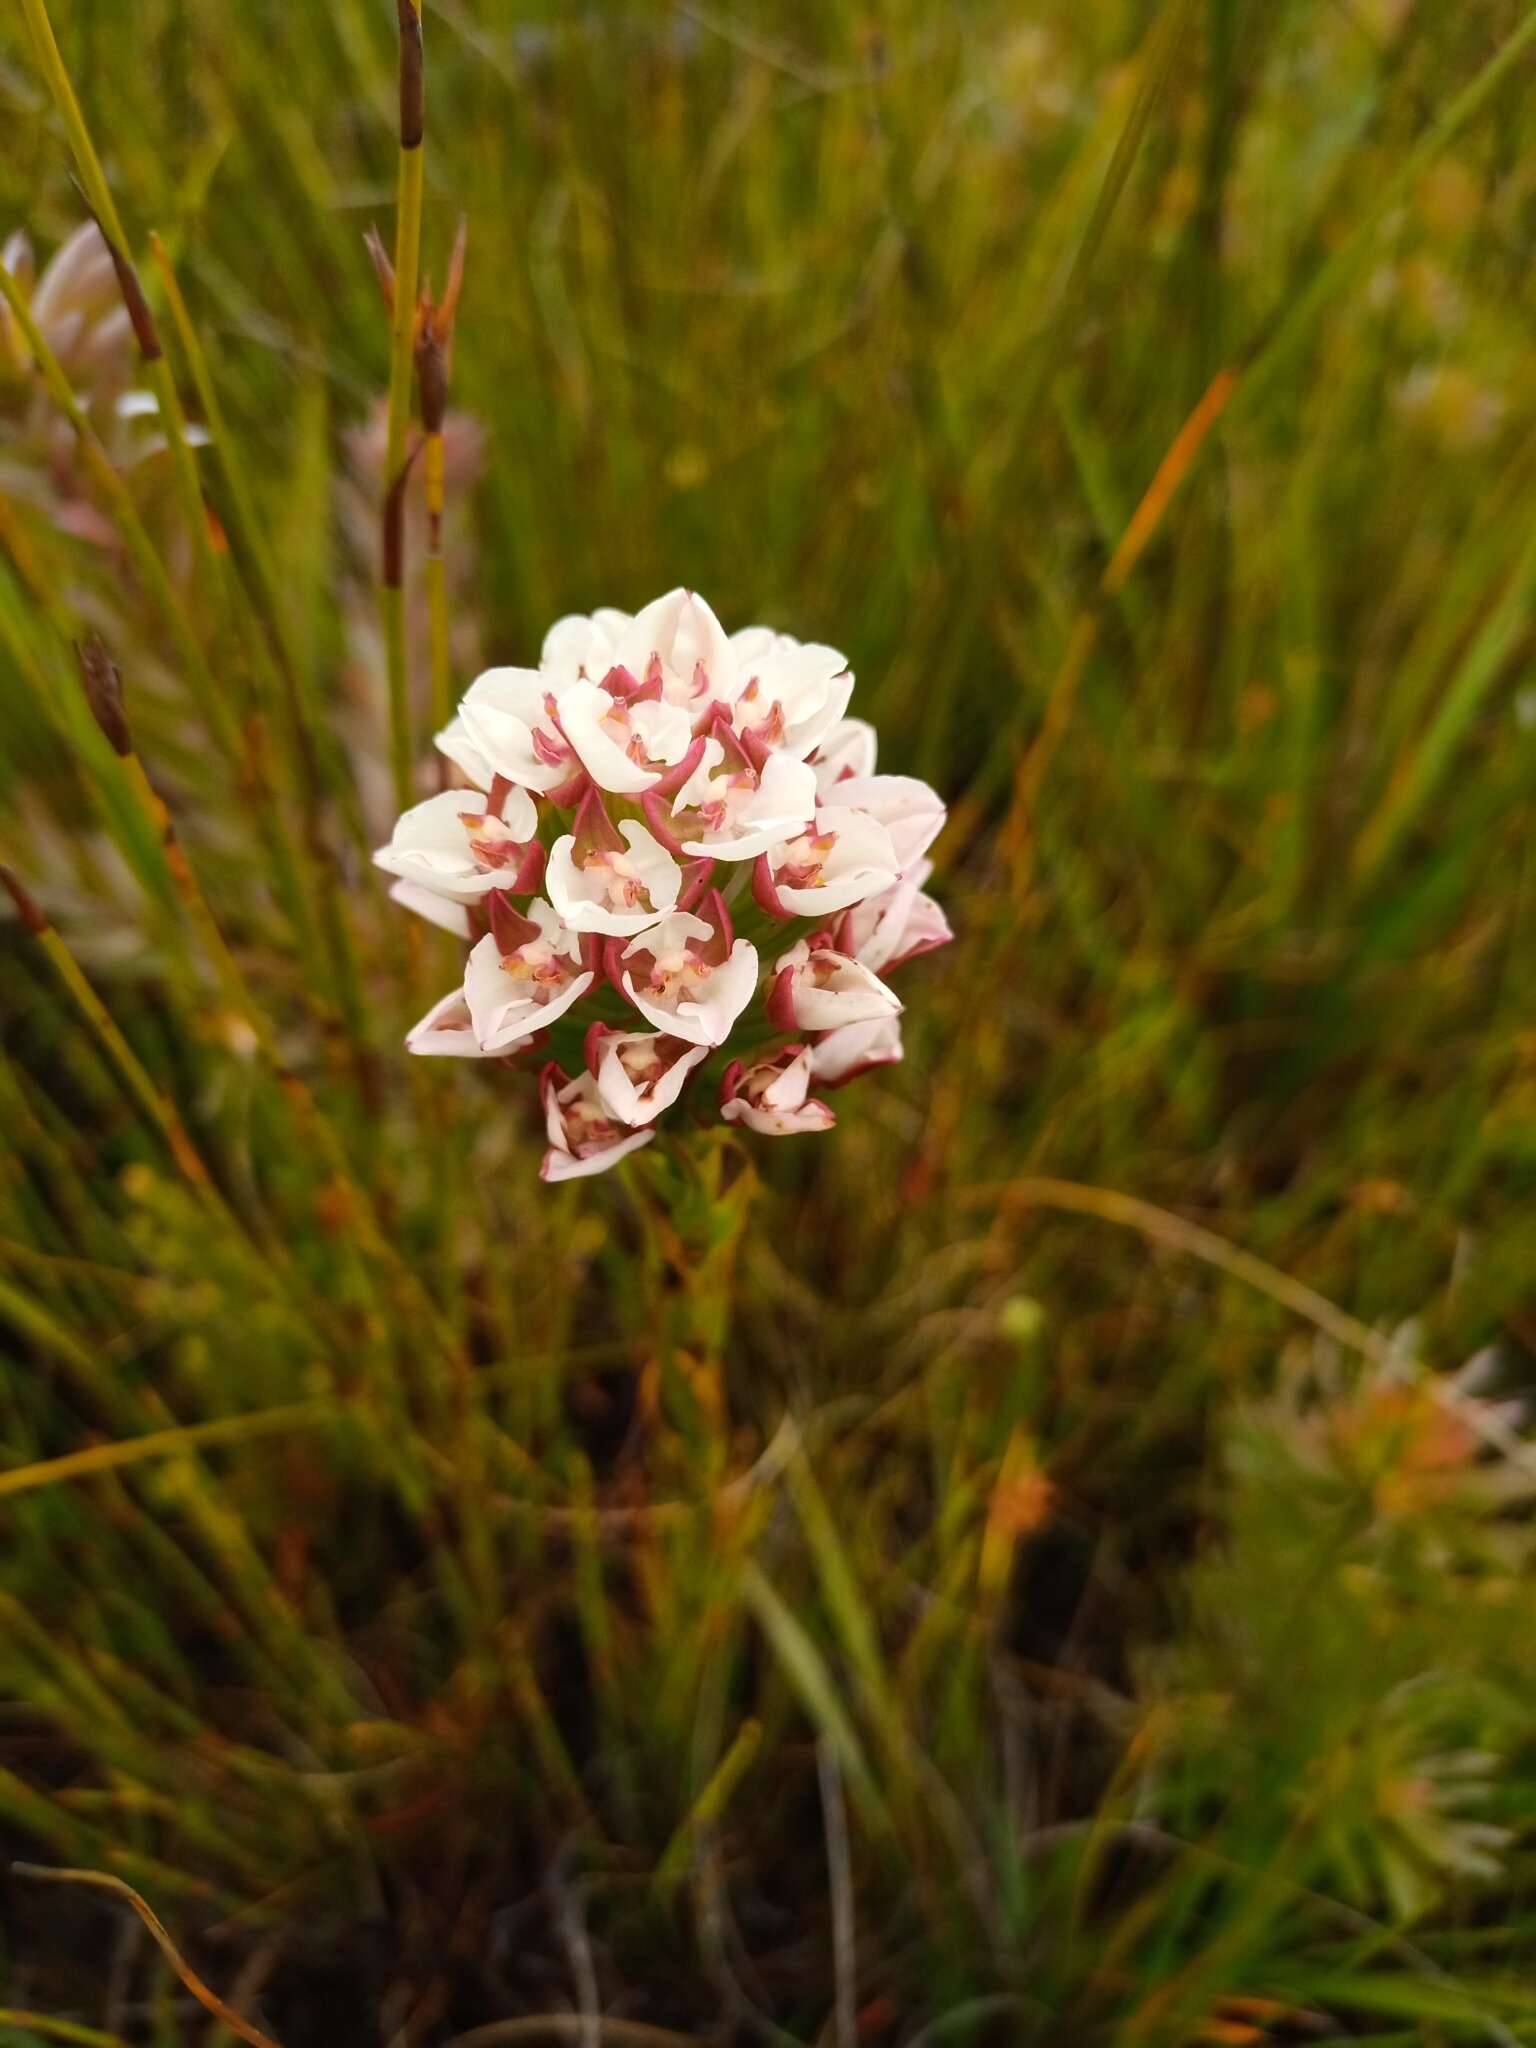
(1, 0), (1535, 2041)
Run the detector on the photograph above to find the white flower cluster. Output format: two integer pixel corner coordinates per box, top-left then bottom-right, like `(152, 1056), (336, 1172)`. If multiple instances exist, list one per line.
(376, 589), (950, 1181)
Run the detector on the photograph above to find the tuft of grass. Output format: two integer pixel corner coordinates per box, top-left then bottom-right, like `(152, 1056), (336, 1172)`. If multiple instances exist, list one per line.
(0, 0), (1534, 2040)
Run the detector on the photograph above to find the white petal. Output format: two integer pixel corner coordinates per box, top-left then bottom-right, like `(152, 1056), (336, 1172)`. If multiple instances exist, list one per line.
(787, 664), (856, 761)
(884, 889), (951, 968)
(458, 666), (572, 792)
(435, 714), (494, 790)
(621, 910), (712, 958)
(499, 785), (539, 839)
(540, 609), (627, 681)
(832, 774), (946, 865)
(728, 625), (777, 662)
(779, 951), (901, 1032)
(735, 637), (854, 759)
(559, 678), (688, 794)
(405, 987), (499, 1057)
(846, 870), (952, 973)
(376, 787), (475, 855)
(545, 840), (593, 927)
(613, 588), (736, 703)
(810, 1015), (904, 1084)
(619, 821), (686, 910)
(770, 866), (892, 919)
(388, 879), (473, 938)
(812, 718), (879, 791)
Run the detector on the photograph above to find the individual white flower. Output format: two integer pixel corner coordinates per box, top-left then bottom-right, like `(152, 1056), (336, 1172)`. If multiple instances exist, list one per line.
(540, 1064), (656, 1181)
(812, 717), (878, 792)
(752, 804), (900, 918)
(556, 672), (702, 795)
(585, 1025), (709, 1126)
(649, 718), (818, 862)
(729, 627), (854, 763)
(767, 936), (901, 1033)
(547, 788), (682, 938)
(616, 895), (759, 1047)
(373, 785), (541, 901)
(406, 986), (501, 1058)
(836, 858), (953, 974)
(720, 1044), (835, 1135)
(450, 666), (583, 795)
(830, 774), (946, 867)
(602, 588), (738, 716)
(809, 1014), (904, 1087)
(462, 898), (593, 1052)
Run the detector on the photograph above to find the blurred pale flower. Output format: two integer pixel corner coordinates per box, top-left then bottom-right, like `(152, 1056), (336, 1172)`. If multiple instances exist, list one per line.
(1, 222), (203, 546)
(377, 588), (950, 1179)
(2, 223), (130, 397)
(1393, 362), (1505, 451)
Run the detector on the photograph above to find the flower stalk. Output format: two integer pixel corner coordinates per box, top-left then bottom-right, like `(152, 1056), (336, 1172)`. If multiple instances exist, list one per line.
(633, 1132), (759, 1466)
(420, 219), (467, 737)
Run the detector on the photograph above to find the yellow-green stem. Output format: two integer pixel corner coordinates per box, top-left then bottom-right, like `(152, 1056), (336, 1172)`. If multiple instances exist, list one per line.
(18, 0), (131, 252)
(424, 425), (453, 734)
(1, 862), (213, 1195)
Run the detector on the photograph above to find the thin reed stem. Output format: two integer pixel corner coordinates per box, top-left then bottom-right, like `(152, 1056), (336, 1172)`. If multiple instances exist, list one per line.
(12, 1866), (286, 2048)
(381, 0), (426, 810)
(0, 863), (213, 1195)
(17, 0), (132, 250)
(426, 437), (452, 734)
